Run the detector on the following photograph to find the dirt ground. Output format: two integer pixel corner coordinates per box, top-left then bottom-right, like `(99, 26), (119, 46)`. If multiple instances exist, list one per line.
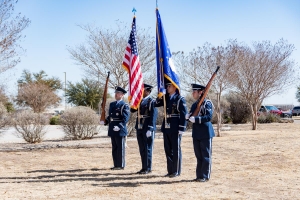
(1, 121), (300, 200)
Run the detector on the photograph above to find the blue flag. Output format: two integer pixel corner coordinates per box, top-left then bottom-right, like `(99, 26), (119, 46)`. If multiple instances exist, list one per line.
(156, 9), (180, 98)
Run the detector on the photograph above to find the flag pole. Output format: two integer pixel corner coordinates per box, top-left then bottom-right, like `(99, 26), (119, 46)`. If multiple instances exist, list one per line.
(132, 7), (142, 129)
(128, 8), (136, 102)
(156, 8), (169, 128)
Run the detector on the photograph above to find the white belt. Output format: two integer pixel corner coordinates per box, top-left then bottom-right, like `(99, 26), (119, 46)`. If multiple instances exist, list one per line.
(110, 118), (122, 121)
(138, 115), (150, 118)
(166, 114), (179, 118)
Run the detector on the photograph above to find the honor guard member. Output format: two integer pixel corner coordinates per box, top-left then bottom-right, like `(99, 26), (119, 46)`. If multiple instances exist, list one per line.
(131, 84), (158, 174)
(104, 86), (130, 170)
(155, 81), (187, 178)
(187, 84), (215, 182)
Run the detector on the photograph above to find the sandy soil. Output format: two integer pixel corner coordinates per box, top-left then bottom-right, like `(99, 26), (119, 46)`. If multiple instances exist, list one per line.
(1, 122), (300, 200)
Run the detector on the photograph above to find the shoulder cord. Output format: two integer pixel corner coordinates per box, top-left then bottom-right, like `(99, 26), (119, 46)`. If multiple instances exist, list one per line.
(177, 96), (184, 111)
(120, 103), (128, 115)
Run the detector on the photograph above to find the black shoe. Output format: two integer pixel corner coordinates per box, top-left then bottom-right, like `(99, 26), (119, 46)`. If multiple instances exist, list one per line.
(194, 178), (209, 182)
(137, 169), (144, 174)
(112, 167), (124, 170)
(140, 170), (151, 174)
(169, 173), (180, 178)
(199, 178), (209, 182)
(110, 167), (116, 170)
(164, 173), (171, 177)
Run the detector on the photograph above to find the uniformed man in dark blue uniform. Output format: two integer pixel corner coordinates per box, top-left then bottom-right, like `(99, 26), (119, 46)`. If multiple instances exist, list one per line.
(104, 86), (130, 170)
(187, 84), (215, 182)
(155, 82), (187, 178)
(131, 83), (158, 174)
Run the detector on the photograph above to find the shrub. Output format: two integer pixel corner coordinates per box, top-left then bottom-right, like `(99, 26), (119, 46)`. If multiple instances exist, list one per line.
(208, 102), (231, 125)
(225, 93), (251, 124)
(13, 110), (48, 143)
(258, 113), (281, 123)
(5, 102), (14, 113)
(208, 92), (231, 125)
(60, 106), (99, 140)
(222, 114), (232, 124)
(49, 115), (60, 125)
(265, 114), (281, 123)
(0, 102), (10, 133)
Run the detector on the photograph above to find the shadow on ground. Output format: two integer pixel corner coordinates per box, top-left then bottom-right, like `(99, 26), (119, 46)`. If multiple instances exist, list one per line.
(0, 168), (192, 187)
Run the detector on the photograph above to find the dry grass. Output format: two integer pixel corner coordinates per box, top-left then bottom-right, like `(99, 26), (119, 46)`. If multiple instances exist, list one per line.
(0, 123), (300, 199)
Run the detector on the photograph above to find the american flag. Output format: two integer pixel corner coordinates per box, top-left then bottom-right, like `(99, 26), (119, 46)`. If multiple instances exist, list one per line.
(122, 17), (144, 109)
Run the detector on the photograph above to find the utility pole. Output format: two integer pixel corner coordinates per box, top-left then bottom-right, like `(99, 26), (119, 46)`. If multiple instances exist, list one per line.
(64, 72), (66, 110)
(17, 80), (22, 95)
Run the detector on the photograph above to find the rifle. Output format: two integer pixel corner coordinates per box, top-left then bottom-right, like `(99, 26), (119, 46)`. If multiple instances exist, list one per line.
(100, 72), (110, 124)
(192, 66), (220, 117)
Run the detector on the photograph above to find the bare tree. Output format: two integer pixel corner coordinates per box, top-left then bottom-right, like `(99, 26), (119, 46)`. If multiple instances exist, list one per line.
(16, 83), (61, 113)
(67, 22), (156, 90)
(0, 0), (30, 75)
(232, 39), (297, 130)
(0, 85), (7, 103)
(174, 40), (239, 136)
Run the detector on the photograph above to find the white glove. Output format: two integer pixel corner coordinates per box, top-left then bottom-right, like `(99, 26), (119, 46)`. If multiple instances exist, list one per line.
(179, 131), (184, 135)
(99, 121), (104, 125)
(185, 113), (191, 120)
(113, 126), (120, 131)
(146, 130), (152, 138)
(189, 116), (195, 123)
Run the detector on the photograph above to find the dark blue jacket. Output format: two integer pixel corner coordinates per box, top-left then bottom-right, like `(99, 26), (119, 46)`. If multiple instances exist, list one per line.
(131, 96), (158, 132)
(155, 93), (187, 134)
(106, 100), (130, 137)
(189, 99), (215, 139)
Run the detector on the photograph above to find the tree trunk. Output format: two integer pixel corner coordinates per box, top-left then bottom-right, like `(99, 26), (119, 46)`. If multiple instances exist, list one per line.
(250, 104), (258, 130)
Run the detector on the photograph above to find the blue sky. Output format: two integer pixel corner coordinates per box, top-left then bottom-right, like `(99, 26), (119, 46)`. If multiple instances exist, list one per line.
(2, 0), (300, 105)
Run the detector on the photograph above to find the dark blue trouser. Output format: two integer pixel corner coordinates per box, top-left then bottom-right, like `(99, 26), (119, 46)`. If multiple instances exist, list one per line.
(111, 136), (126, 168)
(193, 137), (212, 179)
(137, 130), (155, 171)
(163, 132), (182, 175)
